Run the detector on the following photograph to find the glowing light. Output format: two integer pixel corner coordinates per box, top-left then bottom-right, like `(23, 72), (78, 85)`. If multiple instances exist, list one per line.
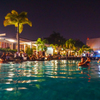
(33, 80), (38, 82)
(98, 66), (100, 71)
(27, 75), (31, 77)
(18, 87), (27, 89)
(6, 82), (10, 84)
(22, 80), (25, 83)
(0, 33), (6, 36)
(0, 59), (3, 61)
(8, 79), (13, 81)
(87, 38), (89, 40)
(55, 50), (57, 52)
(7, 39), (15, 42)
(27, 80), (31, 83)
(98, 51), (100, 53)
(8, 73), (15, 77)
(5, 88), (14, 91)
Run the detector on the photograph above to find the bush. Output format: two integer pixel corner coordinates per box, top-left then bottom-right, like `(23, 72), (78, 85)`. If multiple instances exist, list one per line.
(26, 47), (33, 55)
(0, 48), (17, 53)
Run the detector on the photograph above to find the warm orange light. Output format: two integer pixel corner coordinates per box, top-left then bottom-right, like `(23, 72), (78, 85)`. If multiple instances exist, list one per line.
(87, 38), (89, 40)
(55, 50), (57, 52)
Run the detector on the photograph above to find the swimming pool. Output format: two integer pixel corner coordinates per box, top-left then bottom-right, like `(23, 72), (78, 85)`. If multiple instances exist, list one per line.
(0, 60), (100, 100)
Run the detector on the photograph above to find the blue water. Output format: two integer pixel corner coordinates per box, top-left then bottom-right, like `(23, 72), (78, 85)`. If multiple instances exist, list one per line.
(0, 60), (100, 100)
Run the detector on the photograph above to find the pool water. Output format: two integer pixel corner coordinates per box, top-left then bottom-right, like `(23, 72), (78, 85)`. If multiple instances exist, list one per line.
(0, 60), (100, 100)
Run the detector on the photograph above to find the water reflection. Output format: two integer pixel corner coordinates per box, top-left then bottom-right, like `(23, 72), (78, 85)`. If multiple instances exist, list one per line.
(0, 60), (91, 83)
(0, 60), (99, 99)
(0, 60), (89, 80)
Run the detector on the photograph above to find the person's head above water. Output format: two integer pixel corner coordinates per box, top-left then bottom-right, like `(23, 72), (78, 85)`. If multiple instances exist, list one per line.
(86, 57), (91, 62)
(81, 57), (85, 63)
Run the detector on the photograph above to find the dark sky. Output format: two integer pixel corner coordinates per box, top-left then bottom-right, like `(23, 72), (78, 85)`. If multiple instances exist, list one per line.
(0, 0), (100, 43)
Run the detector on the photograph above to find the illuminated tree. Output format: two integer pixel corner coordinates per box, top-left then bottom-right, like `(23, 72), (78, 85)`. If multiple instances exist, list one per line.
(3, 10), (32, 52)
(65, 38), (75, 50)
(36, 38), (47, 51)
(50, 44), (58, 54)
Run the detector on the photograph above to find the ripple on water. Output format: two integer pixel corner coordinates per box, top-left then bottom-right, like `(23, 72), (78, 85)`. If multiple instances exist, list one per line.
(0, 60), (100, 100)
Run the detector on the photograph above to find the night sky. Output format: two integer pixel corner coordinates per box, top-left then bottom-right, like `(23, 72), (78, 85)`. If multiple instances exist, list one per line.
(0, 0), (100, 43)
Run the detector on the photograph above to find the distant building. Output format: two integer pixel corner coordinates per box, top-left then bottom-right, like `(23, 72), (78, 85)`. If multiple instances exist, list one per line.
(86, 38), (100, 51)
(0, 37), (37, 51)
(0, 36), (50, 53)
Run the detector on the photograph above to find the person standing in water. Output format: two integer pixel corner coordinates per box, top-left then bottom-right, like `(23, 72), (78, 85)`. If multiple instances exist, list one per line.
(78, 57), (86, 66)
(78, 57), (91, 66)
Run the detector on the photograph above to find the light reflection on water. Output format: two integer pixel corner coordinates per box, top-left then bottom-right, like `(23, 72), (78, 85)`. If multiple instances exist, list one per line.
(0, 60), (100, 100)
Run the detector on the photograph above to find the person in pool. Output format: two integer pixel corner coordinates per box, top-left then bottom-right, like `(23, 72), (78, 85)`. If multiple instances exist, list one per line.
(78, 57), (91, 66)
(84, 57), (91, 65)
(97, 58), (100, 63)
(1, 52), (6, 62)
(78, 57), (86, 66)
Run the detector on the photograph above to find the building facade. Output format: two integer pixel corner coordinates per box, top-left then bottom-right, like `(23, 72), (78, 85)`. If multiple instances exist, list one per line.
(0, 37), (37, 51)
(86, 38), (100, 51)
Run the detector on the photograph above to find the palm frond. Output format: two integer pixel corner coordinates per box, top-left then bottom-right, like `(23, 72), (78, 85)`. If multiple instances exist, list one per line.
(3, 19), (16, 26)
(4, 10), (32, 33)
(19, 24), (23, 33)
(5, 13), (12, 19)
(11, 10), (18, 16)
(20, 18), (32, 27)
(19, 12), (27, 17)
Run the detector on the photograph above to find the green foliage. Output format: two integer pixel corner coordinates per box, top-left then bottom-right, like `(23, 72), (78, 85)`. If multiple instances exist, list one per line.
(43, 46), (47, 51)
(0, 48), (17, 53)
(36, 38), (47, 51)
(4, 10), (32, 52)
(78, 45), (93, 55)
(65, 38), (75, 49)
(78, 48), (83, 55)
(4, 10), (32, 33)
(42, 39), (48, 44)
(45, 31), (66, 46)
(74, 39), (84, 48)
(26, 47), (33, 55)
(36, 38), (42, 44)
(82, 45), (89, 48)
(32, 47), (36, 50)
(50, 44), (58, 52)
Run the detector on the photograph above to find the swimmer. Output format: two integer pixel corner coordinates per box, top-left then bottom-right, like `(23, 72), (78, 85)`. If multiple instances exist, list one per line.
(78, 57), (85, 66)
(78, 57), (91, 66)
(97, 58), (100, 63)
(84, 57), (91, 65)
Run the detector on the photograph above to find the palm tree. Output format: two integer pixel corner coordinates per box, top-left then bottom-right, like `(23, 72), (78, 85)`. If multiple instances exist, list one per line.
(50, 44), (58, 54)
(3, 10), (32, 52)
(65, 39), (75, 56)
(36, 38), (47, 51)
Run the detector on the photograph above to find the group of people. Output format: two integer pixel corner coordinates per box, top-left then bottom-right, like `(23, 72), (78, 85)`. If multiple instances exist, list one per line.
(0, 52), (14, 63)
(78, 57), (91, 66)
(0, 51), (92, 65)
(0, 51), (47, 63)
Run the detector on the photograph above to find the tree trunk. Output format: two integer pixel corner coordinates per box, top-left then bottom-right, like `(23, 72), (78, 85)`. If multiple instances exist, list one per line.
(17, 23), (20, 53)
